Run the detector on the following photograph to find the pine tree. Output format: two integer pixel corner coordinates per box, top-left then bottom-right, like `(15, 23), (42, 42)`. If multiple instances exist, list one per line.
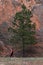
(8, 4), (36, 57)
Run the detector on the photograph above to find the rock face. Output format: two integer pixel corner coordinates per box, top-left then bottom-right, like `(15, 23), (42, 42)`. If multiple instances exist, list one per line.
(0, 0), (21, 24)
(0, 41), (13, 57)
(0, 0), (42, 29)
(0, 0), (43, 57)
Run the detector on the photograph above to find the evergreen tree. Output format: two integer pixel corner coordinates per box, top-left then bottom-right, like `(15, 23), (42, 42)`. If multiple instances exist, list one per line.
(8, 4), (36, 57)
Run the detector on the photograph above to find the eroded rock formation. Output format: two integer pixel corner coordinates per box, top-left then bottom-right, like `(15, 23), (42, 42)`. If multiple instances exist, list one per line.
(0, 0), (43, 57)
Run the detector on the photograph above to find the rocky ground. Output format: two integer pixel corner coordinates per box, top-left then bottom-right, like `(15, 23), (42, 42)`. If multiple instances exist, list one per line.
(0, 58), (43, 65)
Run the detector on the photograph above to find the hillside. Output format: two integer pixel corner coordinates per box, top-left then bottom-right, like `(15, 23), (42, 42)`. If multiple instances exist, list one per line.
(0, 0), (43, 57)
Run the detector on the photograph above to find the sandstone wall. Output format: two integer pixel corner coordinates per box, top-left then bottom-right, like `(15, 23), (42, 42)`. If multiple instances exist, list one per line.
(0, 0), (43, 42)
